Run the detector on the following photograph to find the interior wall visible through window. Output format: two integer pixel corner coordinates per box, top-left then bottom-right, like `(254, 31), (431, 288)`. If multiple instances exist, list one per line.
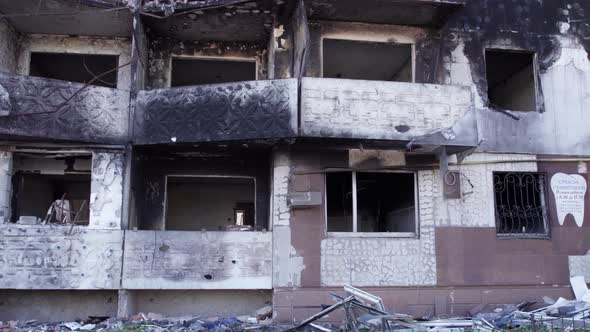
(165, 176), (256, 231)
(29, 52), (119, 88)
(322, 39), (413, 82)
(326, 171), (417, 235)
(170, 57), (257, 87)
(11, 154), (92, 225)
(485, 49), (537, 112)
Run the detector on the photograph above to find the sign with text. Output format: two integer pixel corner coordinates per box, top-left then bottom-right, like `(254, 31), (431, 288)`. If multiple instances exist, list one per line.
(550, 173), (587, 227)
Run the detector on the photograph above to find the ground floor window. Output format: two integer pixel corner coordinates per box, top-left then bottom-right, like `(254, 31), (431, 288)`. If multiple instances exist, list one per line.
(165, 176), (256, 231)
(11, 154), (91, 225)
(493, 172), (549, 238)
(326, 171), (417, 235)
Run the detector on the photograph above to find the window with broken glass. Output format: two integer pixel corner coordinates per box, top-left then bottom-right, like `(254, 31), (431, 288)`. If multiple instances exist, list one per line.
(493, 172), (550, 238)
(325, 171), (418, 237)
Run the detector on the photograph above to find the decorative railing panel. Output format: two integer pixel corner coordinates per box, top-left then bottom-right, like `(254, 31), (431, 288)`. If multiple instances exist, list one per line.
(134, 79), (298, 144)
(300, 78), (477, 147)
(0, 74), (130, 144)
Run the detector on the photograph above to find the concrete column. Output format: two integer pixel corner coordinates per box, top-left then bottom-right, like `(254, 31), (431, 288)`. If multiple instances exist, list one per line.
(117, 290), (136, 318)
(89, 152), (125, 229)
(0, 151), (12, 223)
(271, 149), (303, 288)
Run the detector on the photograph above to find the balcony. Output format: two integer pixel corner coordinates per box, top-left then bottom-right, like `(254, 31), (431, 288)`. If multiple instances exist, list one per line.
(0, 225), (123, 289)
(122, 231), (272, 289)
(134, 79), (298, 145)
(300, 77), (477, 149)
(304, 0), (465, 28)
(0, 74), (130, 144)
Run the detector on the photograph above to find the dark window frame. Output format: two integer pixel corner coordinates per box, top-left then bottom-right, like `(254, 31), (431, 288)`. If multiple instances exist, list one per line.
(324, 170), (419, 238)
(483, 48), (544, 113)
(493, 171), (551, 239)
(321, 38), (415, 83)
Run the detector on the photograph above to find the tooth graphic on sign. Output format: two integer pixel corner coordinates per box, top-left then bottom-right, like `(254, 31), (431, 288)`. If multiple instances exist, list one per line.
(550, 173), (587, 227)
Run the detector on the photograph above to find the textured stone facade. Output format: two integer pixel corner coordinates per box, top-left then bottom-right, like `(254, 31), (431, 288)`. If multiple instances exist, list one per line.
(89, 152), (125, 230)
(300, 77), (476, 145)
(320, 170), (436, 286)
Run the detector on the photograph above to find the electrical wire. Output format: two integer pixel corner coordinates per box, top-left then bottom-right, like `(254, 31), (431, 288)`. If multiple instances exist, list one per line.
(82, 55), (116, 87)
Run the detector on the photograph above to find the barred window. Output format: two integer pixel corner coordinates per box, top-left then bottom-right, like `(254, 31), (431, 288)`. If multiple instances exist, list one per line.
(493, 172), (550, 238)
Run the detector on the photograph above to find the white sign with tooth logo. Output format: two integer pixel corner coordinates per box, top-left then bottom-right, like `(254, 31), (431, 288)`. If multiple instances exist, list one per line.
(550, 173), (587, 227)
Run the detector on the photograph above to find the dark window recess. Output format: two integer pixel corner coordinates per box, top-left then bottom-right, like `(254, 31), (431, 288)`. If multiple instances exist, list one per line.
(170, 58), (256, 87)
(356, 172), (416, 232)
(326, 172), (416, 233)
(12, 173), (91, 224)
(29, 52), (118, 88)
(323, 39), (412, 82)
(493, 172), (549, 237)
(326, 172), (353, 232)
(165, 176), (255, 231)
(485, 50), (537, 112)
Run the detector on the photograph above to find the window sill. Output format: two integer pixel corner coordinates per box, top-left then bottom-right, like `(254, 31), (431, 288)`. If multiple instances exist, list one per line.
(326, 232), (418, 239)
(496, 233), (550, 240)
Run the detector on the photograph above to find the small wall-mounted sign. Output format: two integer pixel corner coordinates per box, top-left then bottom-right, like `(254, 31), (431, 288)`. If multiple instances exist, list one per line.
(550, 173), (587, 227)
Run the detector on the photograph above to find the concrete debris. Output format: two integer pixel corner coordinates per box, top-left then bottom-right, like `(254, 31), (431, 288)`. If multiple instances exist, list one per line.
(291, 282), (590, 331)
(0, 314), (290, 331)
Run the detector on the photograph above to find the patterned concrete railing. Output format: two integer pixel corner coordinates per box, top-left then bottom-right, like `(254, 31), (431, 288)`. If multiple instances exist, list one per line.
(0, 74), (130, 144)
(134, 79), (298, 144)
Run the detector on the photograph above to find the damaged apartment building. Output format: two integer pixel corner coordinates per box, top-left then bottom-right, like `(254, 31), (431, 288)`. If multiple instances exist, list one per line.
(0, 0), (590, 323)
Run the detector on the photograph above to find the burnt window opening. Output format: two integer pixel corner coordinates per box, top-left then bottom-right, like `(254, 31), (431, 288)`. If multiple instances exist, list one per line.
(29, 52), (119, 88)
(485, 50), (538, 112)
(493, 172), (549, 238)
(326, 172), (417, 234)
(322, 39), (413, 82)
(170, 57), (257, 87)
(11, 155), (92, 225)
(165, 176), (256, 231)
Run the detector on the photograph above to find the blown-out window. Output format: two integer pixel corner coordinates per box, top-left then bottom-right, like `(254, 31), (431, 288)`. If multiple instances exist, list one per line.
(323, 39), (413, 82)
(326, 171), (417, 236)
(485, 50), (538, 112)
(165, 176), (256, 231)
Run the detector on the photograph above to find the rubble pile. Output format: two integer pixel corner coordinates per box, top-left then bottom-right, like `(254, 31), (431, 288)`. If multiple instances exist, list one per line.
(2, 277), (590, 331)
(0, 306), (291, 332)
(292, 278), (590, 331)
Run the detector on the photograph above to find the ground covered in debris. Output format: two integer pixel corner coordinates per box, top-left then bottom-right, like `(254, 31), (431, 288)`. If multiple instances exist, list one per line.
(3, 279), (590, 331)
(0, 315), (292, 332)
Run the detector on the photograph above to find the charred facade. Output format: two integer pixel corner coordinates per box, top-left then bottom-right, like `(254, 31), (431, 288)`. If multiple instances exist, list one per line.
(0, 0), (589, 322)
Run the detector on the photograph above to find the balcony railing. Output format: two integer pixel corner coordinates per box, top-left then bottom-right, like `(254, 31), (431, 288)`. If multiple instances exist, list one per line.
(300, 77), (477, 147)
(134, 79), (298, 144)
(0, 73), (130, 144)
(122, 230), (272, 289)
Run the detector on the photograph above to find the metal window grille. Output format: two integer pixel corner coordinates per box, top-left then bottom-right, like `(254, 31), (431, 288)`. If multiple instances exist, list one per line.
(493, 172), (550, 238)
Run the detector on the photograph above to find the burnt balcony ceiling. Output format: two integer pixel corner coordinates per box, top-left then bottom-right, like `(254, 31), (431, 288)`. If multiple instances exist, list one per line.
(141, 0), (281, 41)
(0, 0), (133, 37)
(305, 0), (465, 27)
(0, 73), (130, 144)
